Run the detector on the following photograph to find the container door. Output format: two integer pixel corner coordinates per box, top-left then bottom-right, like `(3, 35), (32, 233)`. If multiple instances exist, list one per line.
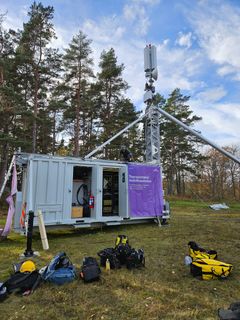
(90, 165), (101, 219)
(119, 166), (128, 218)
(32, 160), (69, 225)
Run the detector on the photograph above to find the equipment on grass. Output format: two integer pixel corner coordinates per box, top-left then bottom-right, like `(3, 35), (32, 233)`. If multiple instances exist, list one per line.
(184, 255), (193, 266)
(115, 235), (131, 264)
(115, 235), (129, 247)
(105, 259), (110, 271)
(98, 248), (121, 269)
(126, 249), (145, 269)
(41, 252), (76, 285)
(188, 241), (217, 260)
(20, 260), (36, 273)
(190, 258), (233, 280)
(115, 243), (132, 265)
(80, 257), (101, 282)
(3, 271), (41, 295)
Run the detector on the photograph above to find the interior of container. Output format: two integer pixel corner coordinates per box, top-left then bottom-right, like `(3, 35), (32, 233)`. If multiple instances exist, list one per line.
(72, 166), (92, 218)
(102, 168), (119, 216)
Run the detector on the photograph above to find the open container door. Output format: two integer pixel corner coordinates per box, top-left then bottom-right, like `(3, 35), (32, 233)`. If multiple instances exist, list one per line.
(119, 166), (128, 218)
(90, 165), (100, 220)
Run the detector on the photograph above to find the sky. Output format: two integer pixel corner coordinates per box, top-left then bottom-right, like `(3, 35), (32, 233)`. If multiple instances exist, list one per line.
(1, 0), (240, 147)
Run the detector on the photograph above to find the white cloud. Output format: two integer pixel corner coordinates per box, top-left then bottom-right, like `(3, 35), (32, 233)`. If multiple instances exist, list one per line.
(176, 32), (193, 49)
(123, 0), (156, 36)
(190, 98), (240, 146)
(132, 0), (161, 4)
(51, 25), (77, 51)
(1, 6), (26, 31)
(218, 104), (240, 120)
(82, 17), (126, 44)
(217, 65), (236, 77)
(155, 41), (205, 94)
(187, 1), (240, 80)
(196, 86), (227, 103)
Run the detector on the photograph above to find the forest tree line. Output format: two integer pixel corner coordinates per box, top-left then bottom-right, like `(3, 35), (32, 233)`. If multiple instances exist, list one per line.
(0, 2), (239, 200)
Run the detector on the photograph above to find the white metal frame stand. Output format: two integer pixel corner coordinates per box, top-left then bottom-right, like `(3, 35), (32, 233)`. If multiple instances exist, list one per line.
(0, 155), (15, 200)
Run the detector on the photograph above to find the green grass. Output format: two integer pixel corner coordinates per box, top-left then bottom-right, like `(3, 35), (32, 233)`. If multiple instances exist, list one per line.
(0, 200), (240, 320)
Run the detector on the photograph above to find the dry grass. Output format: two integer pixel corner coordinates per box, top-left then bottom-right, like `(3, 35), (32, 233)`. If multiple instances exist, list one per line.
(0, 200), (240, 320)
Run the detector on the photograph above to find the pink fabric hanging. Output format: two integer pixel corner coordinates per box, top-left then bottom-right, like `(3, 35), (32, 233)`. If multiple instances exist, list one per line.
(0, 159), (17, 238)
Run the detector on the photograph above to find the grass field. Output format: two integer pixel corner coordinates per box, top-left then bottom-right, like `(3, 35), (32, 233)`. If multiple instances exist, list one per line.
(0, 199), (240, 320)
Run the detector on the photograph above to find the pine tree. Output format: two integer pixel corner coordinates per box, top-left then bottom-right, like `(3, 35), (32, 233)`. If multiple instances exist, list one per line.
(160, 88), (205, 195)
(96, 48), (141, 160)
(16, 2), (56, 153)
(39, 48), (63, 154)
(0, 16), (24, 186)
(62, 30), (94, 157)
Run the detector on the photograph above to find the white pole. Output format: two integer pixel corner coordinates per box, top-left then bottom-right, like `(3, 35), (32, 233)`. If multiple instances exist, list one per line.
(37, 210), (49, 250)
(157, 107), (240, 165)
(0, 155), (15, 200)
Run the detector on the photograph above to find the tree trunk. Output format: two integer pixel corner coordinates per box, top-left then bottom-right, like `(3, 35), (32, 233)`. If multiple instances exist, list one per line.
(230, 170), (236, 199)
(176, 172), (181, 195)
(167, 167), (174, 195)
(32, 68), (39, 153)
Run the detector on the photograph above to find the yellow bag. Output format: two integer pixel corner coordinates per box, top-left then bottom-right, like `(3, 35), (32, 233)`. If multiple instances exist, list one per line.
(191, 258), (233, 280)
(188, 241), (217, 260)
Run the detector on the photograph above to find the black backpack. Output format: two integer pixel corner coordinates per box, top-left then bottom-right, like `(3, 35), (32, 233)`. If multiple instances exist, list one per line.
(4, 271), (41, 294)
(80, 257), (101, 282)
(115, 243), (132, 265)
(126, 249), (145, 269)
(97, 248), (121, 269)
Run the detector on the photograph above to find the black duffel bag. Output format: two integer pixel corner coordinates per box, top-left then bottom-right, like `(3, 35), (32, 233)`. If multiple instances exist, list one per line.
(80, 257), (101, 282)
(97, 248), (121, 269)
(126, 249), (145, 269)
(4, 271), (41, 294)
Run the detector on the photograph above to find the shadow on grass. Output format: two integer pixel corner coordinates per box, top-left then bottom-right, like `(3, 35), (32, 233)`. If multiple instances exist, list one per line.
(39, 221), (156, 240)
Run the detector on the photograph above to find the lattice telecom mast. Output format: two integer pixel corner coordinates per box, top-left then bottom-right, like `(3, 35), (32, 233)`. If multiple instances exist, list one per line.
(144, 44), (161, 163)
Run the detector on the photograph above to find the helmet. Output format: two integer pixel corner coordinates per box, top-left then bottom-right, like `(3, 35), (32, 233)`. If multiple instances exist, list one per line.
(20, 260), (36, 273)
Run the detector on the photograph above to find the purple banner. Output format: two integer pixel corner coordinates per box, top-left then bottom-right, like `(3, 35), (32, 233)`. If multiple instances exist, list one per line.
(128, 164), (164, 217)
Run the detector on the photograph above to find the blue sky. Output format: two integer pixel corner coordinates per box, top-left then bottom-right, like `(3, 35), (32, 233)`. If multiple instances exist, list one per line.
(1, 0), (240, 146)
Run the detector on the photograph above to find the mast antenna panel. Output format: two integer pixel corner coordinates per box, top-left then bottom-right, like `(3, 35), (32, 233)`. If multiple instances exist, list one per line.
(144, 44), (157, 72)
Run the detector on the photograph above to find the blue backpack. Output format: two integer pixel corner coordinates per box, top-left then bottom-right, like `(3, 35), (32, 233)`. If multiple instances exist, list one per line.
(41, 252), (76, 285)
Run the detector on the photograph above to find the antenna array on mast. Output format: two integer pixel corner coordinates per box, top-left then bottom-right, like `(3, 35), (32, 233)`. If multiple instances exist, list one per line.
(144, 44), (161, 163)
